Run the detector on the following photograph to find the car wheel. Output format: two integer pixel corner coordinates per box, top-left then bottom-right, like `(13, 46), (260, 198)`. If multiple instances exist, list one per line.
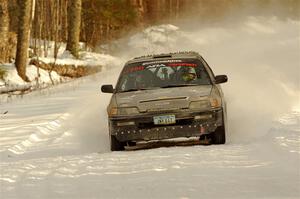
(212, 126), (226, 144)
(110, 135), (125, 151)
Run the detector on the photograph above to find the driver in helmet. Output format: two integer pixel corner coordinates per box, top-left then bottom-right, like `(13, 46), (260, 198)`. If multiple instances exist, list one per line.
(180, 67), (197, 82)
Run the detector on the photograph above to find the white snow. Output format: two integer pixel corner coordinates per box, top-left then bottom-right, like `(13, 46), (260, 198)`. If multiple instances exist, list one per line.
(0, 63), (62, 87)
(40, 50), (117, 67)
(0, 49), (120, 103)
(0, 16), (299, 199)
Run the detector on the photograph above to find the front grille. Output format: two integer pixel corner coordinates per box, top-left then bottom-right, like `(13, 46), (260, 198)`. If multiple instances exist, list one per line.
(139, 97), (187, 103)
(147, 107), (180, 112)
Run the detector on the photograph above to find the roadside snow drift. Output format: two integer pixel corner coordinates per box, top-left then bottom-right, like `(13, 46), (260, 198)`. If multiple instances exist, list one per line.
(0, 49), (117, 102)
(0, 16), (299, 199)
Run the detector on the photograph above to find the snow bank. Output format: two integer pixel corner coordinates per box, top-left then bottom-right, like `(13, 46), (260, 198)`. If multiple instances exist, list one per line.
(0, 48), (121, 103)
(0, 63), (62, 92)
(40, 50), (117, 68)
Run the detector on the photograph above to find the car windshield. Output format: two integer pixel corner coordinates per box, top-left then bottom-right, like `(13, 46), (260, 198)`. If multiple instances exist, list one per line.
(116, 59), (211, 93)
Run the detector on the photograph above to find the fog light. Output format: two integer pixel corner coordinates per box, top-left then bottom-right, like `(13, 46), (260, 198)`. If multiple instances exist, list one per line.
(195, 114), (212, 120)
(117, 121), (135, 126)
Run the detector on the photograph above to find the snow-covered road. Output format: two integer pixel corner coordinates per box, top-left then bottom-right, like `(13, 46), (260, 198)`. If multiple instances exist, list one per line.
(1, 16), (299, 198)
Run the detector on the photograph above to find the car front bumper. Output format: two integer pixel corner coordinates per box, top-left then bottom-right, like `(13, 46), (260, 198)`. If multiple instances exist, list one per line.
(109, 108), (224, 142)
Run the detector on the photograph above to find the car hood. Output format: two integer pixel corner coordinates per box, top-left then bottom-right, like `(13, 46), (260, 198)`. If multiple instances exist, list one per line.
(115, 85), (212, 112)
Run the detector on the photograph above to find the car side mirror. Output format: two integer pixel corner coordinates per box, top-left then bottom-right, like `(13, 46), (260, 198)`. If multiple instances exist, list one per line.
(101, 85), (114, 93)
(215, 75), (228, 84)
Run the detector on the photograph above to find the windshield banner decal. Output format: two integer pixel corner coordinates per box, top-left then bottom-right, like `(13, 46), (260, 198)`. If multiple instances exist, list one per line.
(168, 63), (197, 67)
(142, 59), (182, 66)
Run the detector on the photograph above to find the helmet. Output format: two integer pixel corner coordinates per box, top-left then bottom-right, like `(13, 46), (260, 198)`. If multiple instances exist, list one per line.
(180, 67), (196, 82)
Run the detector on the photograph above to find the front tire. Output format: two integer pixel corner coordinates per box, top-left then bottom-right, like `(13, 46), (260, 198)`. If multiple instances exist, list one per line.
(110, 135), (125, 151)
(109, 121), (125, 151)
(212, 126), (226, 144)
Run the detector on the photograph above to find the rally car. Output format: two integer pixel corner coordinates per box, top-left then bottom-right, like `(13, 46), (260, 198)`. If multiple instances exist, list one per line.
(101, 52), (228, 151)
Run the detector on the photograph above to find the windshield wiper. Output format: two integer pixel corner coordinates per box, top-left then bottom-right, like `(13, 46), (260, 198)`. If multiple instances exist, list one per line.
(160, 84), (199, 88)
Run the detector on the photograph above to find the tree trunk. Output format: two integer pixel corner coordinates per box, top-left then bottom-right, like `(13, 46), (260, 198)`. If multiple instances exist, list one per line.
(130, 0), (145, 27)
(0, 0), (9, 63)
(175, 0), (180, 19)
(15, 0), (32, 82)
(66, 0), (81, 58)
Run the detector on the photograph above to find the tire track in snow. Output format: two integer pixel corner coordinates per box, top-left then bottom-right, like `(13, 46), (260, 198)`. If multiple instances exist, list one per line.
(0, 66), (122, 160)
(1, 113), (71, 158)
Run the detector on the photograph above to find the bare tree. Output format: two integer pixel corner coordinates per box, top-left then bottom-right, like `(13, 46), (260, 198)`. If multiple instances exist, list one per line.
(130, 0), (145, 27)
(0, 0), (9, 63)
(66, 0), (81, 58)
(15, 0), (33, 82)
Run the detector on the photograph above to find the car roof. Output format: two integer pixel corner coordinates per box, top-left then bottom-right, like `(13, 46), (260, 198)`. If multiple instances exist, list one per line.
(126, 51), (203, 65)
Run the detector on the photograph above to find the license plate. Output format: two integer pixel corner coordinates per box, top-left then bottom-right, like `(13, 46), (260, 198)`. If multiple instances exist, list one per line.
(153, 115), (176, 125)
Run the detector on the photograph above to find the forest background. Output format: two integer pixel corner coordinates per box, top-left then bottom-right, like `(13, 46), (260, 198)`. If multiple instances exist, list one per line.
(0, 0), (298, 81)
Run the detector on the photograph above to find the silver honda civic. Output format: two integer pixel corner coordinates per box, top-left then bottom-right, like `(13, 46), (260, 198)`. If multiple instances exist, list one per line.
(102, 52), (228, 151)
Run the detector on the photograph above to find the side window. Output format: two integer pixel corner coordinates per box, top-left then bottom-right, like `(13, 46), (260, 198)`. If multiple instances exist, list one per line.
(119, 75), (130, 91)
(120, 78), (128, 91)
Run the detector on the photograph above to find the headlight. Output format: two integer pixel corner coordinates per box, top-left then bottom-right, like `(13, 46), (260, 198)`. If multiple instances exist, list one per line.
(118, 107), (139, 115)
(189, 100), (210, 110)
(210, 87), (222, 108)
(108, 107), (139, 116)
